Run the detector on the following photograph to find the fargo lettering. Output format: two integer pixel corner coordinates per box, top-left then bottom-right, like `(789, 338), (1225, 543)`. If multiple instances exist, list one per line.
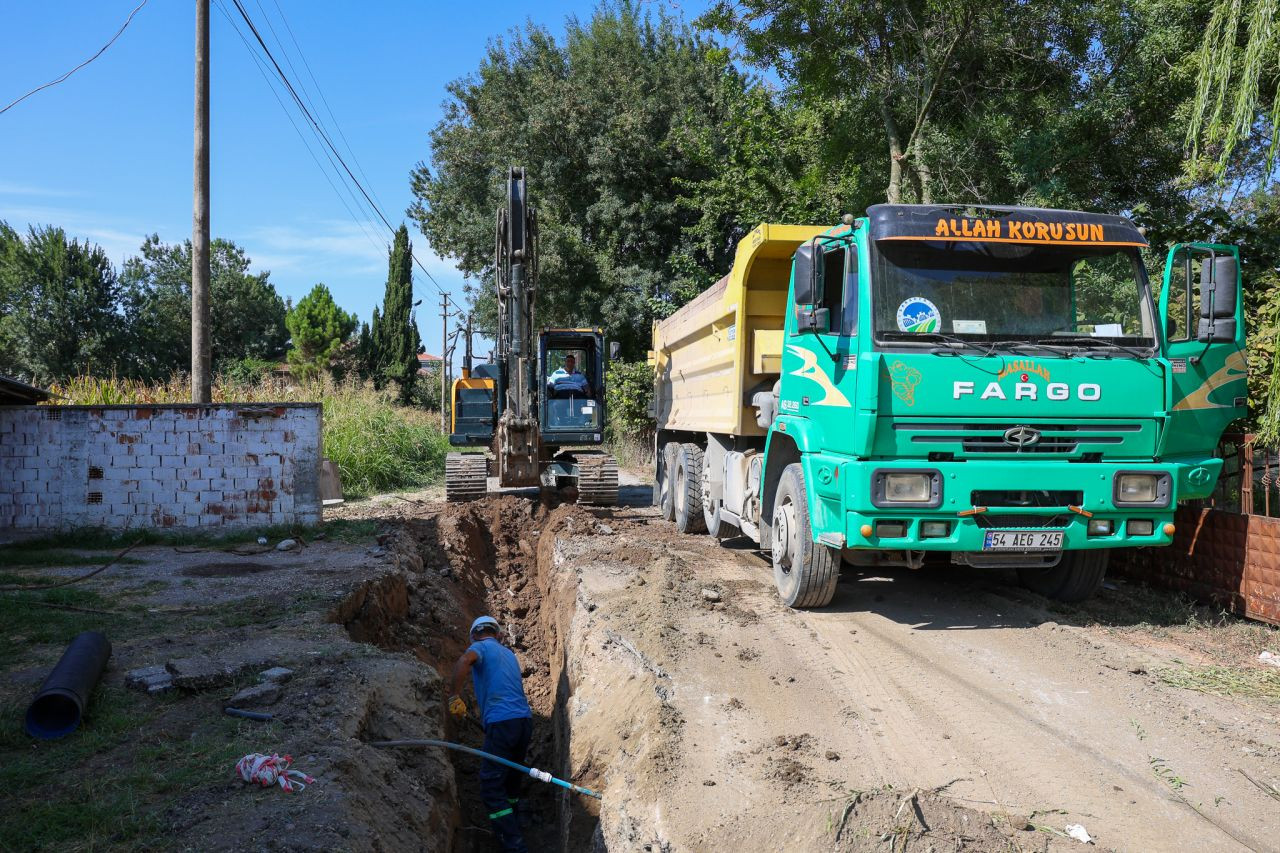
(954, 380), (1101, 401)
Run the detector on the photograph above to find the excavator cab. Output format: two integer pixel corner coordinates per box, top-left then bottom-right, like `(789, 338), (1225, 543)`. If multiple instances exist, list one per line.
(540, 329), (606, 442)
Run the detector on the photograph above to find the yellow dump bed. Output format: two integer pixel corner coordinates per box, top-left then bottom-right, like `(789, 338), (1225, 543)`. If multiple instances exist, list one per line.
(652, 223), (827, 437)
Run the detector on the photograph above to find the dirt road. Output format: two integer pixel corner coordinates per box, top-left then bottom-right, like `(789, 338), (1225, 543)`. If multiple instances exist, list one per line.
(542, 496), (1280, 851)
(7, 486), (1273, 851)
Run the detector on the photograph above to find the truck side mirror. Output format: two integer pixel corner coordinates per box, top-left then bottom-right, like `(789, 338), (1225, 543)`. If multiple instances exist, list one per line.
(792, 242), (824, 306)
(609, 341), (621, 361)
(1196, 255), (1239, 343)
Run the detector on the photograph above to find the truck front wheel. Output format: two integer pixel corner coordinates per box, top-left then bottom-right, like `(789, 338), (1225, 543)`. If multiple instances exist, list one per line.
(1017, 549), (1109, 603)
(770, 463), (840, 608)
(673, 444), (707, 534)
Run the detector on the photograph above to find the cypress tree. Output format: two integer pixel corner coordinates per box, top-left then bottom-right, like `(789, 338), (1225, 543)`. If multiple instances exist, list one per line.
(376, 225), (420, 400)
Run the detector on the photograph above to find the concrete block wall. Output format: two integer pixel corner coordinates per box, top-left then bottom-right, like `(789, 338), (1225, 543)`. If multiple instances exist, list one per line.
(0, 404), (322, 532)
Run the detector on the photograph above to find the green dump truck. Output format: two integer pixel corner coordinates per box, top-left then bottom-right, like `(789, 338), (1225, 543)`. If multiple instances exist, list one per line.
(651, 205), (1246, 607)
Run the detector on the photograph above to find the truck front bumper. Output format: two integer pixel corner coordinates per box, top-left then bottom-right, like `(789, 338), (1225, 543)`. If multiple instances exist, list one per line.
(821, 457), (1221, 552)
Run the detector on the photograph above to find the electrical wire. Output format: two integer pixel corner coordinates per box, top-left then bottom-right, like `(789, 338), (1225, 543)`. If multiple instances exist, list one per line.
(0, 1), (148, 117)
(265, 0), (389, 219)
(225, 0), (447, 296)
(212, 0), (389, 263)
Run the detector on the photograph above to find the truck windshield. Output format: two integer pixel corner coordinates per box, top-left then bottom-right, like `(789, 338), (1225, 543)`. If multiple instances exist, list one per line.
(871, 240), (1155, 348)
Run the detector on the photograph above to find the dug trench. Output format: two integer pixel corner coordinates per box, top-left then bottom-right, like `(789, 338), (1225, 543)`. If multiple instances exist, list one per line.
(336, 495), (609, 852)
(331, 494), (1074, 852)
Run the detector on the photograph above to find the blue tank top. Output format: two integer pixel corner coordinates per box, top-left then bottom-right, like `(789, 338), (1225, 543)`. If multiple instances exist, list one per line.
(468, 638), (532, 726)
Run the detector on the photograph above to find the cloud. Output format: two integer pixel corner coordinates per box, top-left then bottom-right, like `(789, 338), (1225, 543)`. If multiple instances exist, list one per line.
(247, 220), (389, 272)
(0, 182), (80, 198)
(0, 203), (156, 264)
(243, 219), (468, 292)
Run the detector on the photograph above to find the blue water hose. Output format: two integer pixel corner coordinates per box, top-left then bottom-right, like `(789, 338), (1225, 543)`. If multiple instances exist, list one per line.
(369, 739), (601, 799)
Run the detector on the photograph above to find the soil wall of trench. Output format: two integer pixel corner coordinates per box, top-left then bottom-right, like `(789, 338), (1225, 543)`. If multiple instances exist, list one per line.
(332, 496), (613, 852)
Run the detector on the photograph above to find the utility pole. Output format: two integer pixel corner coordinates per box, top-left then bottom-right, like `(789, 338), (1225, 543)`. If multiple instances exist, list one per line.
(440, 293), (449, 431)
(191, 0), (211, 403)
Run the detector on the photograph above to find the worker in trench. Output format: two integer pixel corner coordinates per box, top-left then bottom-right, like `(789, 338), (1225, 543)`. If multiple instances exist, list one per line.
(450, 615), (534, 853)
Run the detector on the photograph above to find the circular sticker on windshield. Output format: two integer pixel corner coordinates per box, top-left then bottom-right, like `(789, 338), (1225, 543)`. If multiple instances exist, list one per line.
(896, 297), (941, 333)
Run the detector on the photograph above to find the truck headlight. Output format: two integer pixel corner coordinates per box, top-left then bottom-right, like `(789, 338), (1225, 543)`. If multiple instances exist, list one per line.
(1113, 472), (1170, 507)
(872, 469), (941, 507)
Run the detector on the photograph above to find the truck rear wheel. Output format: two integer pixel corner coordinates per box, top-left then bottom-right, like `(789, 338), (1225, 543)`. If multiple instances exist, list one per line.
(673, 443), (707, 534)
(770, 463), (839, 608)
(1017, 549), (1109, 603)
(655, 442), (677, 521)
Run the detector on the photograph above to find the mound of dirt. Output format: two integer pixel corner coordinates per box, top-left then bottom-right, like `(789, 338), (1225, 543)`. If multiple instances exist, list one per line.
(829, 788), (1049, 852)
(180, 561), (280, 577)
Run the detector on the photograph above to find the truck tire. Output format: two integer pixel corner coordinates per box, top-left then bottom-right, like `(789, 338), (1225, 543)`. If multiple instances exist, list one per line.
(770, 463), (840, 608)
(673, 443), (707, 534)
(655, 442), (677, 521)
(1017, 549), (1109, 603)
(701, 450), (737, 540)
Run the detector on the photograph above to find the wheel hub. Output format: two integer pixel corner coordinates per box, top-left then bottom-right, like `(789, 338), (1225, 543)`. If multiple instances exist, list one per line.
(772, 501), (794, 571)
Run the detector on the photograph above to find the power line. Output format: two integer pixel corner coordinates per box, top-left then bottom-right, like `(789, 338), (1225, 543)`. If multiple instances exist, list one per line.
(265, 0), (389, 218)
(225, 0), (447, 296)
(0, 0), (148, 117)
(212, 0), (389, 263)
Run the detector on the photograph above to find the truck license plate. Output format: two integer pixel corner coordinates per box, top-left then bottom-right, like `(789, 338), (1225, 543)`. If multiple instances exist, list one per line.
(982, 530), (1063, 551)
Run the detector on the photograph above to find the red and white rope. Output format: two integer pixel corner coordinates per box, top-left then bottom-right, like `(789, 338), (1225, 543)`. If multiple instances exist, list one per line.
(235, 753), (315, 793)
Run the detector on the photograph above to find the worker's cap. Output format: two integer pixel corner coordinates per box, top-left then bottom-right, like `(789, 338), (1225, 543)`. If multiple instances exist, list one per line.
(470, 615), (501, 636)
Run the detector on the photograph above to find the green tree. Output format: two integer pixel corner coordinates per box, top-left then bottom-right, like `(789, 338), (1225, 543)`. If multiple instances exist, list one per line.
(0, 222), (124, 382)
(285, 283), (358, 379)
(119, 236), (289, 380)
(700, 0), (1200, 217)
(410, 1), (767, 357)
(372, 225), (422, 399)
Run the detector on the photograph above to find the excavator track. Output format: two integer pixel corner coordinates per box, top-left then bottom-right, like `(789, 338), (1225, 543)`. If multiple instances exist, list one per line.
(576, 453), (619, 506)
(445, 452), (489, 502)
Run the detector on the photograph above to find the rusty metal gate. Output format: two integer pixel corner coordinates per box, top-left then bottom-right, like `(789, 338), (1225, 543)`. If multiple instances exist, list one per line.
(1111, 434), (1280, 626)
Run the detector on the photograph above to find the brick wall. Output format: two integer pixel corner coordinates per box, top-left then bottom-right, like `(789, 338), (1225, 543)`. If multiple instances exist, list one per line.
(0, 404), (321, 532)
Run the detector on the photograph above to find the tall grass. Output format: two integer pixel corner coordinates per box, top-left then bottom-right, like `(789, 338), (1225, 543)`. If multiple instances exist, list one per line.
(320, 383), (450, 497)
(45, 374), (449, 498)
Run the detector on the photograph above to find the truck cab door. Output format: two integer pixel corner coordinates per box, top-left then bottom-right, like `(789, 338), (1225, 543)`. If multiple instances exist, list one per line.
(1157, 243), (1247, 458)
(783, 240), (857, 413)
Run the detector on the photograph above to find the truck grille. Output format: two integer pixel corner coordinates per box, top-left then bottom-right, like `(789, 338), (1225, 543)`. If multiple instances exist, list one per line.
(972, 489), (1082, 507)
(975, 513), (1070, 529)
(896, 422), (1142, 456)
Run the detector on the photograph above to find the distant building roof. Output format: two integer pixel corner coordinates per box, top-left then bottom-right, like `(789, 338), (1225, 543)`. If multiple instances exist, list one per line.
(0, 375), (51, 405)
(418, 353), (441, 363)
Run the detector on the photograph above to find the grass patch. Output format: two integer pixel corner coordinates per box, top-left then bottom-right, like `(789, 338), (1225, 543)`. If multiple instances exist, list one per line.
(1156, 663), (1280, 701)
(0, 549), (145, 570)
(0, 686), (279, 851)
(0, 586), (140, 666)
(607, 433), (653, 472)
(9, 517), (367, 553)
(1051, 580), (1280, 668)
(322, 519), (379, 543)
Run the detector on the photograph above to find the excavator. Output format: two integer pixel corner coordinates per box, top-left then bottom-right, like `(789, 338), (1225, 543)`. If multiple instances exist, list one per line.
(444, 167), (619, 505)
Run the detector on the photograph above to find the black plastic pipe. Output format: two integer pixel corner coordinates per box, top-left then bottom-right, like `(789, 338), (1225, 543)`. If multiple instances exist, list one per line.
(25, 631), (112, 739)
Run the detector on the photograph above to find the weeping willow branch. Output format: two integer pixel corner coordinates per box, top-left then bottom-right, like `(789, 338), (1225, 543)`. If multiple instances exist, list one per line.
(1188, 0), (1280, 176)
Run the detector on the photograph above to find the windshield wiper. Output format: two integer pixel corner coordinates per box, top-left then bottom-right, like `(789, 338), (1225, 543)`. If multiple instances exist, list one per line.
(1035, 336), (1153, 359)
(879, 331), (996, 356)
(991, 340), (1077, 358)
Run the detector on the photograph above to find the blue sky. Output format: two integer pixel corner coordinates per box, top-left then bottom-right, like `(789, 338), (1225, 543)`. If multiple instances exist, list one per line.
(0, 0), (708, 358)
